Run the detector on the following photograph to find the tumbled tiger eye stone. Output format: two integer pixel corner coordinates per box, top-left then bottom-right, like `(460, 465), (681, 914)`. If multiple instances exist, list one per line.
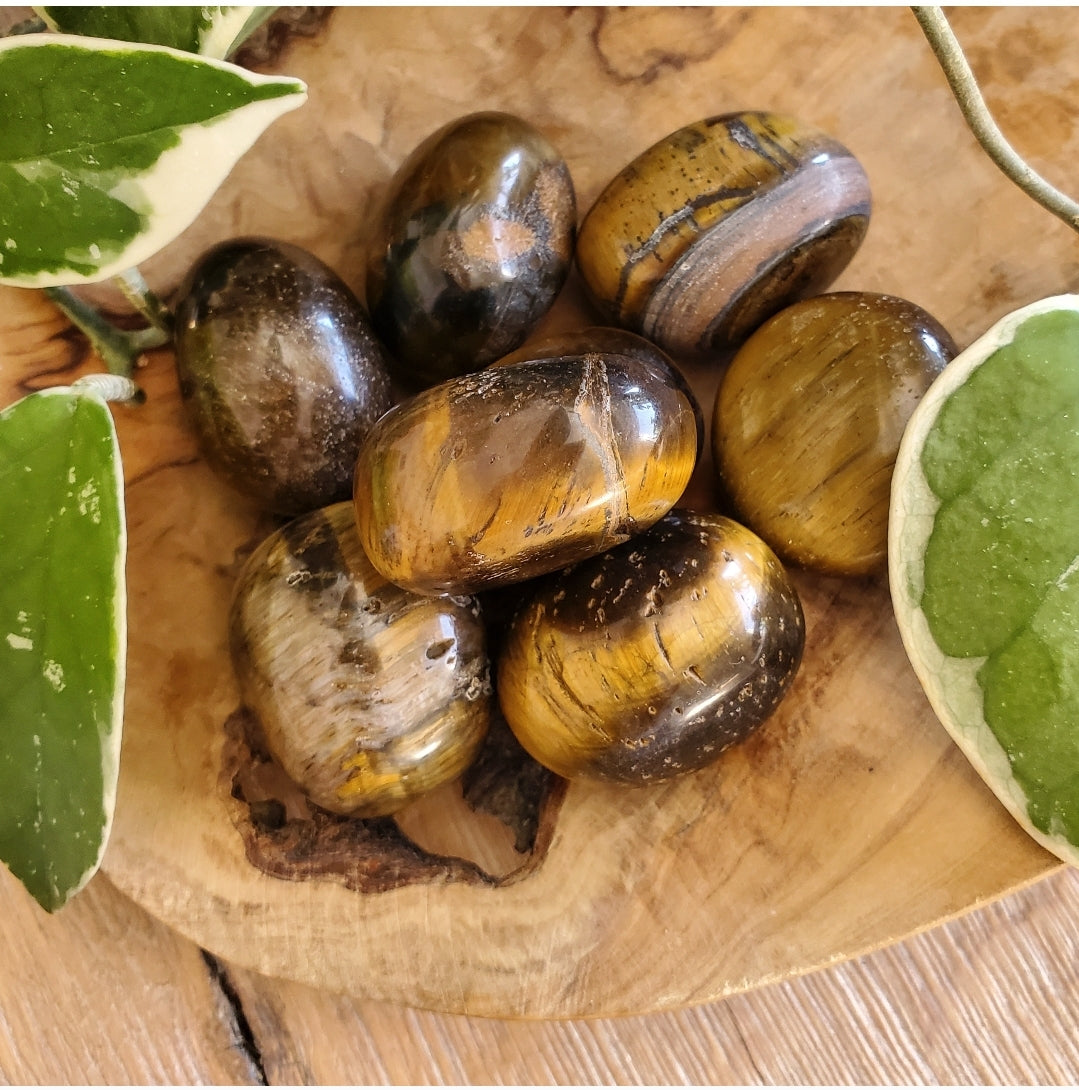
(576, 112), (871, 357)
(353, 353), (699, 596)
(497, 510), (805, 785)
(493, 326), (705, 456)
(713, 292), (956, 575)
(229, 503), (490, 818)
(366, 110), (576, 389)
(175, 237), (393, 516)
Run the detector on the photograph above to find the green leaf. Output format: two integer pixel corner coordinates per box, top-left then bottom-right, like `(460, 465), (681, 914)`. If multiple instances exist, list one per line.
(0, 33), (306, 288)
(0, 386), (126, 911)
(35, 6), (277, 60)
(890, 294), (1079, 867)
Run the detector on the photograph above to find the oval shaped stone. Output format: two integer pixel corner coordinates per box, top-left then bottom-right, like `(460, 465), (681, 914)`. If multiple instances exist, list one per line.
(713, 291), (956, 575)
(229, 503), (491, 817)
(493, 325), (705, 456)
(353, 352), (699, 595)
(175, 237), (394, 516)
(497, 510), (805, 785)
(366, 111), (576, 389)
(576, 112), (871, 357)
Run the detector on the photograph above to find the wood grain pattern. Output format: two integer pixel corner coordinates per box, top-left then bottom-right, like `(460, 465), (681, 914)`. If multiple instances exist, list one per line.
(224, 867), (1079, 1085)
(0, 867), (259, 1085)
(2, 864), (1079, 1083)
(2, 0), (1079, 1050)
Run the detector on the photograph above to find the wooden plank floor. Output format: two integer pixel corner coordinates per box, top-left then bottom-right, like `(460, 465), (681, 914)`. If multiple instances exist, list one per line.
(3, 864), (1079, 1084)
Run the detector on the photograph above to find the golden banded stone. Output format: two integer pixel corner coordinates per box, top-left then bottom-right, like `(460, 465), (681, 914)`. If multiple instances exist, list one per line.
(497, 510), (805, 784)
(576, 111), (871, 357)
(353, 352), (699, 595)
(713, 291), (956, 575)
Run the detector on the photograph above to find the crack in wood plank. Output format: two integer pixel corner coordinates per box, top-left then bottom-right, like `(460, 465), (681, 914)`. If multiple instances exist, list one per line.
(200, 950), (268, 1086)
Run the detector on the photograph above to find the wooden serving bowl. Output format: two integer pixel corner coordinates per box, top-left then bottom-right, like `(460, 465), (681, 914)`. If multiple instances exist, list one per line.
(3, 7), (1075, 1018)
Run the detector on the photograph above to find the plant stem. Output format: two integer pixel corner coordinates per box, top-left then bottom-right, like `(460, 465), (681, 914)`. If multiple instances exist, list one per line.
(113, 268), (174, 338)
(71, 373), (146, 406)
(44, 287), (169, 379)
(912, 6), (1079, 234)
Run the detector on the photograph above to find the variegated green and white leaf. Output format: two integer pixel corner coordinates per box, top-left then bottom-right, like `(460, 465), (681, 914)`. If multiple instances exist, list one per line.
(0, 33), (306, 288)
(34, 6), (277, 60)
(0, 385), (126, 911)
(890, 294), (1079, 868)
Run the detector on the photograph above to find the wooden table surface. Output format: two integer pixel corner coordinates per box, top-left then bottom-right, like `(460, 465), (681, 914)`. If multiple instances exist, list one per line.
(5, 5), (1079, 1083)
(2, 864), (1078, 1083)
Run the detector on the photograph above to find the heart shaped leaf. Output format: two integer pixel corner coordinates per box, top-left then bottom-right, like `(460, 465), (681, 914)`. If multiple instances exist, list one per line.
(890, 294), (1079, 866)
(0, 386), (126, 911)
(0, 33), (306, 288)
(35, 6), (276, 60)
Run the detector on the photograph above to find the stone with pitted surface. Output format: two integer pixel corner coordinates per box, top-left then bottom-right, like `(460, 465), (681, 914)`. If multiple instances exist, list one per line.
(497, 510), (805, 784)
(229, 502), (491, 817)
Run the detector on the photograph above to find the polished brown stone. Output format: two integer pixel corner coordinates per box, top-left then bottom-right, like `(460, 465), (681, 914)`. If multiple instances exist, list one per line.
(497, 510), (805, 785)
(229, 503), (491, 817)
(493, 326), (705, 456)
(713, 291), (956, 575)
(576, 112), (871, 358)
(366, 111), (576, 389)
(352, 350), (699, 595)
(174, 238), (394, 516)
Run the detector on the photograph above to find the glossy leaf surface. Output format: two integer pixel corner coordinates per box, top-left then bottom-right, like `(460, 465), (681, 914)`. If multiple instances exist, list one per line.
(0, 33), (306, 287)
(0, 387), (126, 911)
(35, 6), (276, 59)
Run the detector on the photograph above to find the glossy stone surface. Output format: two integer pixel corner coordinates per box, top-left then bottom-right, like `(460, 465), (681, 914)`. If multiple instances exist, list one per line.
(229, 503), (491, 817)
(366, 111), (576, 389)
(713, 291), (956, 575)
(175, 238), (394, 516)
(576, 112), (871, 357)
(352, 352), (699, 596)
(493, 326), (705, 456)
(497, 510), (805, 785)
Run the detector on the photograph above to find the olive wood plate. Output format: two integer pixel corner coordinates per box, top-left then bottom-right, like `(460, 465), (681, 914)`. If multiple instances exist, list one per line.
(4, 6), (1076, 1018)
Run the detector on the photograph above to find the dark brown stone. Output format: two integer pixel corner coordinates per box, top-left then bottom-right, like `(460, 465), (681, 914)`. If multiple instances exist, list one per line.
(174, 237), (393, 515)
(366, 111), (576, 388)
